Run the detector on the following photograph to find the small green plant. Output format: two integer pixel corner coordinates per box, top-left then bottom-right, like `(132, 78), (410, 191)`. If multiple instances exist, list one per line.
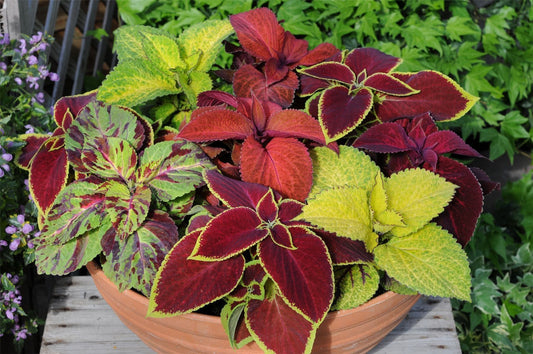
(453, 170), (533, 353)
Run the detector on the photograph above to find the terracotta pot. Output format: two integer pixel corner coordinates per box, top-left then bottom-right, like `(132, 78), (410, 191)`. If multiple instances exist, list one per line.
(87, 261), (420, 353)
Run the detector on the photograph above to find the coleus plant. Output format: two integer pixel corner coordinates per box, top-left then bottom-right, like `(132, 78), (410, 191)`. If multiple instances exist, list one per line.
(16, 6), (497, 354)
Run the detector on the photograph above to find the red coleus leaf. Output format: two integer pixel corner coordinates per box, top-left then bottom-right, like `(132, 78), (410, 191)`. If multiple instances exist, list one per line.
(314, 229), (374, 265)
(470, 167), (500, 196)
(298, 42), (340, 67)
(278, 200), (305, 225)
(319, 86), (373, 143)
(426, 130), (485, 158)
(233, 64), (299, 107)
(204, 169), (272, 208)
(197, 90), (239, 108)
(54, 91), (97, 129)
(353, 122), (411, 153)
(16, 134), (49, 169)
(29, 136), (69, 215)
(431, 157), (483, 246)
(190, 207), (268, 260)
(376, 71), (478, 122)
(265, 109), (326, 144)
(246, 291), (315, 354)
(149, 230), (245, 315)
(240, 136), (313, 202)
(363, 73), (419, 96)
(344, 47), (402, 77)
(298, 62), (355, 85)
(178, 106), (254, 142)
(258, 227), (334, 323)
(230, 8), (288, 63)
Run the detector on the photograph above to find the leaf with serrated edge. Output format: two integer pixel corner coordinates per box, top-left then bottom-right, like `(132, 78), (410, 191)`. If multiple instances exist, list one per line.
(35, 224), (105, 275)
(97, 60), (180, 107)
(300, 186), (377, 250)
(332, 264), (379, 310)
(386, 168), (457, 237)
(309, 146), (381, 198)
(104, 183), (151, 238)
(374, 223), (471, 301)
(41, 178), (106, 245)
(137, 140), (214, 201)
(81, 137), (137, 180)
(178, 20), (233, 72)
(102, 211), (178, 296)
(113, 25), (177, 62)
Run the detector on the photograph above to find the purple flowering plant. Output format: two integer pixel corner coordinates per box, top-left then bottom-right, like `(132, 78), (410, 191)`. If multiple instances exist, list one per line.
(0, 32), (56, 350)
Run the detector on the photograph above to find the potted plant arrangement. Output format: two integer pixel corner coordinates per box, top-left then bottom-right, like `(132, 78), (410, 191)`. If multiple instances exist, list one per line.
(15, 8), (498, 354)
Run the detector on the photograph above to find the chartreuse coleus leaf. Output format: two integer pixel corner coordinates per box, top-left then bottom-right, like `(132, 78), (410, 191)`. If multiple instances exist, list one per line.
(98, 22), (233, 107)
(385, 168), (457, 236)
(101, 211), (179, 296)
(374, 223), (471, 301)
(309, 145), (380, 198)
(370, 173), (404, 234)
(332, 264), (380, 310)
(136, 140), (215, 201)
(300, 186), (378, 250)
(177, 20), (234, 72)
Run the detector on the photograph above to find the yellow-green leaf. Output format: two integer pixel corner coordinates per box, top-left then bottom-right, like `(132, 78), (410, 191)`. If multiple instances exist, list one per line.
(98, 60), (180, 106)
(385, 168), (456, 237)
(309, 146), (381, 198)
(374, 209), (404, 234)
(178, 19), (233, 72)
(300, 186), (378, 249)
(140, 31), (183, 70)
(332, 264), (379, 310)
(374, 223), (471, 301)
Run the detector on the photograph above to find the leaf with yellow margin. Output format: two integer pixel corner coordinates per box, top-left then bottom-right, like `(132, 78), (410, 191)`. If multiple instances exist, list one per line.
(385, 168), (456, 237)
(374, 223), (471, 301)
(309, 146), (381, 198)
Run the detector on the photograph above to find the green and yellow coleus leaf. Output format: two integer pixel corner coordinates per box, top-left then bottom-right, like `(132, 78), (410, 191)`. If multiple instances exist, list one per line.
(374, 223), (471, 301)
(332, 264), (380, 310)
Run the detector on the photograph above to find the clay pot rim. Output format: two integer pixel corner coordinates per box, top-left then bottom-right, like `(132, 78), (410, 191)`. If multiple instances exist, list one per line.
(86, 260), (417, 323)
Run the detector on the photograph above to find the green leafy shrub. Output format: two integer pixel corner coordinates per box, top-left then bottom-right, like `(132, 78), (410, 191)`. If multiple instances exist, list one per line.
(452, 170), (533, 353)
(117, 0), (533, 163)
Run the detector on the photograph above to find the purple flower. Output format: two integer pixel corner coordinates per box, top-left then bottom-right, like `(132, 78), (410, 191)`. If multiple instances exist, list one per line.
(5, 225), (17, 234)
(14, 77), (23, 85)
(12, 275), (19, 284)
(15, 329), (28, 341)
(6, 308), (14, 320)
(18, 39), (27, 55)
(27, 55), (38, 65)
(22, 223), (33, 234)
(0, 240), (8, 247)
(1, 152), (12, 162)
(30, 32), (43, 45)
(27, 241), (34, 249)
(0, 33), (10, 45)
(26, 76), (39, 89)
(24, 124), (35, 134)
(17, 214), (25, 224)
(0, 168), (4, 178)
(48, 72), (59, 82)
(9, 238), (21, 251)
(0, 62), (6, 71)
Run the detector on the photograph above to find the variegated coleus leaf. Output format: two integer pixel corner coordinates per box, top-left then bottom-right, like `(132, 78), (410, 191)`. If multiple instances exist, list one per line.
(65, 101), (152, 174)
(103, 182), (152, 239)
(17, 92), (98, 216)
(34, 225), (105, 276)
(136, 140), (215, 202)
(39, 177), (107, 246)
(101, 211), (179, 296)
(79, 137), (138, 181)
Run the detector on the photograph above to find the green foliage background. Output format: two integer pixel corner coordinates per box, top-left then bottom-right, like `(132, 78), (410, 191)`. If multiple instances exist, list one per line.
(117, 0), (532, 163)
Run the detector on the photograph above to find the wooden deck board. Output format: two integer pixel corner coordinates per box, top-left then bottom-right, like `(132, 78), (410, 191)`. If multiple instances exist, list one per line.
(41, 276), (461, 353)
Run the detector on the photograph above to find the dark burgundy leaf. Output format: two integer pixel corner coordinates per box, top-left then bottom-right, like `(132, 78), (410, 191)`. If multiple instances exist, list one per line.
(344, 48), (401, 76)
(205, 170), (271, 208)
(353, 122), (411, 153)
(314, 229), (374, 265)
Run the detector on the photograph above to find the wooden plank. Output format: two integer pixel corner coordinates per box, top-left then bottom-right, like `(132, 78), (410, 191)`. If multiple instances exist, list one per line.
(41, 276), (461, 353)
